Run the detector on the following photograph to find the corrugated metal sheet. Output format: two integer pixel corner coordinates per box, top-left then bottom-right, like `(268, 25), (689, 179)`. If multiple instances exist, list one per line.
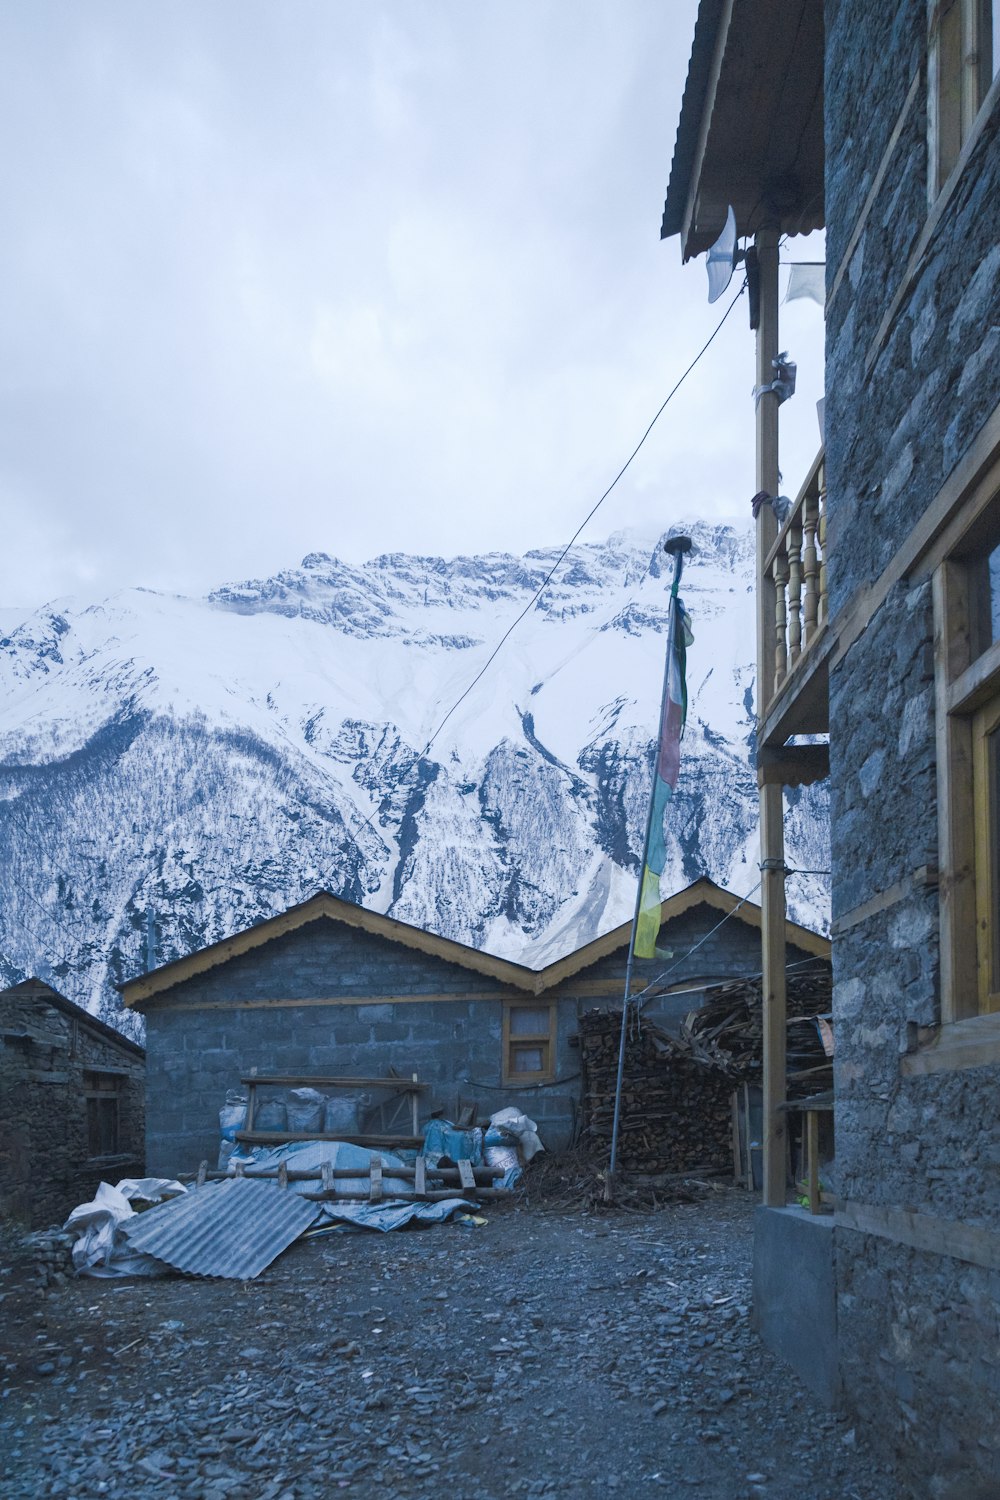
(121, 1178), (319, 1279)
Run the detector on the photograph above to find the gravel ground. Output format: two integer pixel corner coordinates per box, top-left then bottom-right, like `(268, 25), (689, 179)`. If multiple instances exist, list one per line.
(0, 1185), (902, 1499)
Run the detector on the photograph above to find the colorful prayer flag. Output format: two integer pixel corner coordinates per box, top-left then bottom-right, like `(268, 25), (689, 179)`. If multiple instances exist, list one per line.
(634, 596), (692, 959)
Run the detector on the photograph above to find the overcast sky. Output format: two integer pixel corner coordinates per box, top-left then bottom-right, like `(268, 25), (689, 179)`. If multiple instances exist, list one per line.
(1, 1), (824, 611)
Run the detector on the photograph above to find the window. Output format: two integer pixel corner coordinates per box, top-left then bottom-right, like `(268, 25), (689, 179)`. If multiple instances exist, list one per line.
(973, 692), (1000, 1012)
(929, 0), (999, 195)
(502, 1002), (556, 1084)
(933, 481), (1000, 1023)
(85, 1071), (121, 1157)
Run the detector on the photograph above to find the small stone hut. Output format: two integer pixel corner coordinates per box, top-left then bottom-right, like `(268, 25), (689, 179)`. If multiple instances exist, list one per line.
(120, 879), (826, 1177)
(0, 978), (145, 1227)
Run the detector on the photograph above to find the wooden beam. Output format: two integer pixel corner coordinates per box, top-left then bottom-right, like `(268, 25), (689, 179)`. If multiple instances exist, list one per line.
(755, 226), (788, 1210)
(757, 744), (830, 788)
(901, 1011), (1000, 1076)
(838, 1198), (1000, 1272)
(933, 562), (979, 1023)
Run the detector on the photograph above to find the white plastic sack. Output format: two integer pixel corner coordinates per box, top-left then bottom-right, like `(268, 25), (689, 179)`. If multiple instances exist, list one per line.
(488, 1107), (544, 1162)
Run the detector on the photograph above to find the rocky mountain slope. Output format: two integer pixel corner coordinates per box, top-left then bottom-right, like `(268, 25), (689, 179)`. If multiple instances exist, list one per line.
(0, 523), (829, 1036)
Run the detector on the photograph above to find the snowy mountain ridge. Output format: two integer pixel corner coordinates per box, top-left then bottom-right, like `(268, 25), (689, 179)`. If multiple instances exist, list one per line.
(0, 522), (829, 1037)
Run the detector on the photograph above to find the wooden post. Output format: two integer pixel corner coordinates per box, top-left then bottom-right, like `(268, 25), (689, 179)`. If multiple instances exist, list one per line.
(806, 1110), (820, 1215)
(755, 226), (788, 1209)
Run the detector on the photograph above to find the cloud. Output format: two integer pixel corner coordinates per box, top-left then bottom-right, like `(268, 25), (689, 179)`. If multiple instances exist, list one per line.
(0, 1), (824, 611)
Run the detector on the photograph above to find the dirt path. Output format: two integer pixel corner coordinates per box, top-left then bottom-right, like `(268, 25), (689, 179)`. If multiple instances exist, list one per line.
(1, 1187), (900, 1499)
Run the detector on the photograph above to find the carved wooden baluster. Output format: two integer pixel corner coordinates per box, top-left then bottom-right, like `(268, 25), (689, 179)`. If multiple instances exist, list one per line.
(802, 488), (820, 645)
(817, 465), (828, 628)
(773, 552), (789, 692)
(787, 519), (803, 667)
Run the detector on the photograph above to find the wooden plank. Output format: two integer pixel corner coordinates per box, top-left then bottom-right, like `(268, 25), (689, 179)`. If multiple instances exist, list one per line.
(196, 1161), (208, 1188)
(235, 1131), (423, 1147)
(277, 1161), (289, 1190)
(239, 1075), (429, 1092)
(947, 636), (1000, 715)
(184, 1161), (504, 1185)
(933, 562), (980, 1023)
(411, 1074), (420, 1136)
(838, 1199), (1000, 1272)
(901, 1011), (1000, 1076)
(369, 1155), (383, 1204)
(321, 1161), (333, 1195)
(414, 1156), (427, 1199)
(457, 1159), (476, 1194)
(805, 1112), (820, 1215)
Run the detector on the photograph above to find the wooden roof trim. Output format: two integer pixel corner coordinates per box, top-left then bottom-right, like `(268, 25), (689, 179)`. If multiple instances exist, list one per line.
(535, 877), (828, 991)
(121, 892), (539, 1007)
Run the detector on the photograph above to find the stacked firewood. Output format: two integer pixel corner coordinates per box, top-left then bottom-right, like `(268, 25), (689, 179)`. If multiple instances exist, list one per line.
(679, 965), (833, 1099)
(577, 1008), (734, 1173)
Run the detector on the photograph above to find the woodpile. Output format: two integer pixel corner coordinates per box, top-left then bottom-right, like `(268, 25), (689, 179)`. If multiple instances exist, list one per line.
(578, 1009), (734, 1174)
(577, 962), (833, 1176)
(679, 965), (833, 1099)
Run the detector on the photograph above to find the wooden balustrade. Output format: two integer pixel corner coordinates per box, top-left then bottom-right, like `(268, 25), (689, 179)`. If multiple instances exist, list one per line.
(767, 450), (827, 700)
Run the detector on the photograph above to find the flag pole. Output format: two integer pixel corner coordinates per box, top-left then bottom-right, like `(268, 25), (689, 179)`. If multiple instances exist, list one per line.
(605, 533), (692, 1201)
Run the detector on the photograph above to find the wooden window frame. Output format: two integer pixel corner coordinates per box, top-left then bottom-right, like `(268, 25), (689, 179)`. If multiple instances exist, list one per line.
(502, 1001), (556, 1086)
(933, 468), (1000, 1029)
(84, 1070), (123, 1159)
(928, 0), (998, 200)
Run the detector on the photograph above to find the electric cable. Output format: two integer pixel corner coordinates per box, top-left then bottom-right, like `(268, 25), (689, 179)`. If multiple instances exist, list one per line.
(325, 279), (748, 877)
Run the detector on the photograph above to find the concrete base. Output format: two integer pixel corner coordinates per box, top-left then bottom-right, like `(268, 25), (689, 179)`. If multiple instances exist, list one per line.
(752, 1205), (841, 1407)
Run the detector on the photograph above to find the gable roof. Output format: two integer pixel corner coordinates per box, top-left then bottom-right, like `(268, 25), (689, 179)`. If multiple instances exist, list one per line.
(536, 877), (829, 989)
(1, 977), (146, 1058)
(120, 890), (543, 1007)
(120, 878), (828, 1007)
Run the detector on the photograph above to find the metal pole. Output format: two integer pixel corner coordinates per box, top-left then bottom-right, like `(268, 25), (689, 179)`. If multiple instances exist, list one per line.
(606, 534), (691, 1197)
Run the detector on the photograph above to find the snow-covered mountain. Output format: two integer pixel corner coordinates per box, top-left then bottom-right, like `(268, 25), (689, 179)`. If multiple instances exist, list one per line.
(0, 523), (829, 1037)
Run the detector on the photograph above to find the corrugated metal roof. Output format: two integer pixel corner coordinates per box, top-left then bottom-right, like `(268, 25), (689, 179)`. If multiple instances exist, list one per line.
(121, 1178), (319, 1279)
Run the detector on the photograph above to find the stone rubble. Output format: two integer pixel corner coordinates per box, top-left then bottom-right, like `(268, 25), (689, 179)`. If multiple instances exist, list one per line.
(0, 1188), (903, 1499)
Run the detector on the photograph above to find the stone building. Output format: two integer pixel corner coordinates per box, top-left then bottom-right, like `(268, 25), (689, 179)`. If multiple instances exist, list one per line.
(120, 877), (826, 1176)
(0, 978), (145, 1227)
(663, 1), (1000, 1492)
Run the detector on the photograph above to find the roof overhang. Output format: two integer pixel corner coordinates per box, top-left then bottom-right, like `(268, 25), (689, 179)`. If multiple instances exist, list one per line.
(121, 892), (542, 1008)
(662, 0), (825, 261)
(120, 879), (829, 1010)
(538, 876), (829, 990)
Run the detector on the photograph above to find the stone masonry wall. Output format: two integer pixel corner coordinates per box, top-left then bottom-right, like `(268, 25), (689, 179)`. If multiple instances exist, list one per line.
(825, 0), (1000, 1489)
(0, 985), (145, 1228)
(142, 907), (785, 1175)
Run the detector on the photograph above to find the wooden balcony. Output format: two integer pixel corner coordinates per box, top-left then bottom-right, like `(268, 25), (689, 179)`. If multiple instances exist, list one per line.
(758, 448), (833, 759)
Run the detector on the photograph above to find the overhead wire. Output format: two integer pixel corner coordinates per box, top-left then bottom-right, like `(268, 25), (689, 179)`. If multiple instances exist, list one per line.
(326, 278), (748, 876)
(3, 282), (749, 985)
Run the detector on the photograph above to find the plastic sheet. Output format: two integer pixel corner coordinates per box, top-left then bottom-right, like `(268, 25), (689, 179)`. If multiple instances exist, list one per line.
(227, 1139), (412, 1196)
(64, 1179), (186, 1278)
(421, 1119), (484, 1167)
(316, 1197), (476, 1232)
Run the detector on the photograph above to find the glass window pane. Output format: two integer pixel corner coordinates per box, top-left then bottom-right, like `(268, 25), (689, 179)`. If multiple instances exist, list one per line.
(509, 1007), (549, 1037)
(511, 1045), (545, 1074)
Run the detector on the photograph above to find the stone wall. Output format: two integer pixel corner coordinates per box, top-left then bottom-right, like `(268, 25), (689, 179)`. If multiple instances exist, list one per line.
(825, 0), (1000, 1490)
(0, 982), (145, 1228)
(142, 905), (787, 1175)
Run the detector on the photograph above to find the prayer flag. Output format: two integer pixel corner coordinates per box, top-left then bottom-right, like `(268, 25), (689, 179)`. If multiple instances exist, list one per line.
(634, 597), (692, 958)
